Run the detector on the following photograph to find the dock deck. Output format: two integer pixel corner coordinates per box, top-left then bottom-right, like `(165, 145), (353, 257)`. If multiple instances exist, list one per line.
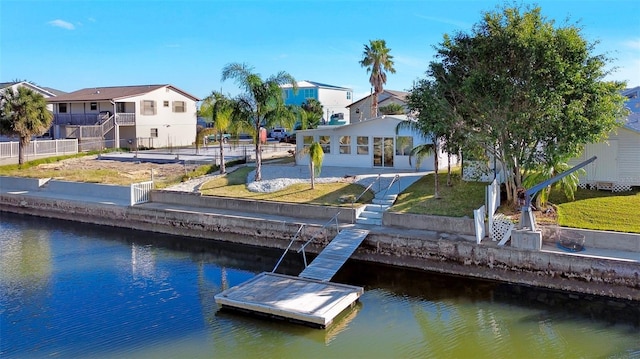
(299, 228), (370, 281)
(214, 272), (363, 328)
(215, 228), (370, 328)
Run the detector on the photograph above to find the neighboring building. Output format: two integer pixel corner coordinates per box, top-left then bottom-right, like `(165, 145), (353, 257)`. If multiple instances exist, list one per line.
(0, 81), (64, 140)
(281, 81), (353, 125)
(294, 114), (453, 171)
(569, 87), (640, 190)
(347, 90), (409, 122)
(47, 84), (199, 149)
(0, 81), (60, 111)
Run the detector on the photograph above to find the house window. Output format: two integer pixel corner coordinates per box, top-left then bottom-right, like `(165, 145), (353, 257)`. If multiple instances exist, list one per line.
(319, 135), (330, 153)
(172, 101), (186, 113)
(303, 136), (314, 150)
(347, 92), (351, 100)
(116, 102), (126, 113)
(141, 100), (156, 115)
(59, 103), (67, 113)
(303, 88), (316, 99)
(150, 128), (158, 137)
(90, 102), (97, 111)
(163, 101), (169, 107)
(357, 136), (368, 155)
(339, 136), (351, 154)
(396, 136), (413, 156)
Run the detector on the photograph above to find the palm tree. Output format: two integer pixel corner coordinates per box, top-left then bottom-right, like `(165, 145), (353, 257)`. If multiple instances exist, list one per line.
(297, 142), (324, 189)
(199, 91), (240, 174)
(221, 63), (297, 181)
(0, 86), (53, 165)
(300, 98), (323, 128)
(523, 154), (584, 209)
(359, 39), (396, 118)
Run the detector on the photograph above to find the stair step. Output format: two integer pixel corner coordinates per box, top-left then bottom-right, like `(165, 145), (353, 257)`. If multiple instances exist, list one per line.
(359, 210), (383, 219)
(372, 198), (395, 205)
(356, 217), (382, 225)
(364, 204), (389, 212)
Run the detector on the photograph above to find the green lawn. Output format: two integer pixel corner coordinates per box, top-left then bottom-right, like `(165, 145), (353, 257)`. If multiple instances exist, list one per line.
(549, 187), (640, 233)
(199, 166), (374, 206)
(390, 170), (487, 217)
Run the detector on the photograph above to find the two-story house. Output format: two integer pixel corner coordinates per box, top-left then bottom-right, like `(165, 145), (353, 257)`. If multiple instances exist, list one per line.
(347, 90), (409, 122)
(281, 81), (353, 126)
(47, 84), (199, 149)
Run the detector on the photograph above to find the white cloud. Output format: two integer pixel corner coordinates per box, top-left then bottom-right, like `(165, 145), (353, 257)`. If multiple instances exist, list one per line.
(48, 19), (75, 30)
(623, 39), (640, 50)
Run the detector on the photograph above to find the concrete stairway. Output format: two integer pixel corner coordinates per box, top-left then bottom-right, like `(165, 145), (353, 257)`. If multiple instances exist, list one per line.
(355, 193), (397, 225)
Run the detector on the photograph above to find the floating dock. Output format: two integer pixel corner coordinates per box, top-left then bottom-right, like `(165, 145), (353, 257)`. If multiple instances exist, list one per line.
(215, 228), (370, 328)
(215, 272), (363, 328)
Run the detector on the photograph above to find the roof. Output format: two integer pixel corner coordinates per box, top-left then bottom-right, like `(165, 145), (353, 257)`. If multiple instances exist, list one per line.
(0, 81), (58, 97)
(47, 84), (199, 102)
(297, 114), (412, 134)
(347, 89), (409, 107)
(281, 80), (352, 91)
(623, 112), (640, 133)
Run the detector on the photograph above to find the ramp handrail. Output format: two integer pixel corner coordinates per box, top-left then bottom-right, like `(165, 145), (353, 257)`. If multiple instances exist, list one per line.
(378, 174), (400, 209)
(352, 174), (380, 209)
(272, 224), (306, 273)
(297, 211), (341, 268)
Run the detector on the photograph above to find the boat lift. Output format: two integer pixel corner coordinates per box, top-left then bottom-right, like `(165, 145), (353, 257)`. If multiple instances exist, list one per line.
(518, 156), (597, 232)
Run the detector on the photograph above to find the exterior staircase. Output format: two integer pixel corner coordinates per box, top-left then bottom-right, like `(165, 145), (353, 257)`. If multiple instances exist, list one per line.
(355, 193), (397, 225)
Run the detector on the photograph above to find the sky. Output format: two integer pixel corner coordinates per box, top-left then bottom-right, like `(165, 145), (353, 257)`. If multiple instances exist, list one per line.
(1, 0), (639, 102)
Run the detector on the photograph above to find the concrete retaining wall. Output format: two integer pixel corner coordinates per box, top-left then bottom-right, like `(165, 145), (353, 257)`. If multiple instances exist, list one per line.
(151, 190), (356, 223)
(1, 192), (638, 301)
(541, 226), (640, 252)
(0, 176), (49, 191)
(44, 180), (131, 202)
(383, 211), (476, 236)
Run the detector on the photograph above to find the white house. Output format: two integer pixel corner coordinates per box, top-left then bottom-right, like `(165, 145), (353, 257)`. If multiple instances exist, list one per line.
(47, 84), (199, 149)
(569, 88), (640, 191)
(347, 90), (409, 122)
(0, 81), (60, 111)
(294, 114), (452, 171)
(281, 81), (353, 125)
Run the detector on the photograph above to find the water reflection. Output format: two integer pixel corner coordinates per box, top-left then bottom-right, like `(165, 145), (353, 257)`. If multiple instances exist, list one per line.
(0, 212), (638, 359)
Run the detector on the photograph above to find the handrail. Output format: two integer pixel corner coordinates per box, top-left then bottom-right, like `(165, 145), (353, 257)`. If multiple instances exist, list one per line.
(296, 211), (341, 268)
(352, 174), (381, 209)
(379, 174), (400, 209)
(272, 224), (306, 273)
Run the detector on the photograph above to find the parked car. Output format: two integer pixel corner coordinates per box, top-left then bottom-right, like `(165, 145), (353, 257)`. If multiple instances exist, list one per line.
(279, 134), (296, 144)
(207, 133), (231, 143)
(269, 128), (289, 140)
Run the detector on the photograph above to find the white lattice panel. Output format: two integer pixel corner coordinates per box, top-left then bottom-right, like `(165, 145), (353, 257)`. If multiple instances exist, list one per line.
(612, 183), (632, 192)
(491, 214), (515, 245)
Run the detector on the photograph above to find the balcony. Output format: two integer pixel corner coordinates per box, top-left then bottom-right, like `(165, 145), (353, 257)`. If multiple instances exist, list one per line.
(53, 113), (136, 126)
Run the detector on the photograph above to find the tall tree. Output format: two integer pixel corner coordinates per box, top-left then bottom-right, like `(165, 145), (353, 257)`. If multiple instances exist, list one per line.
(199, 91), (242, 174)
(399, 78), (456, 199)
(360, 39), (396, 118)
(0, 86), (53, 165)
(221, 63), (297, 181)
(432, 4), (627, 205)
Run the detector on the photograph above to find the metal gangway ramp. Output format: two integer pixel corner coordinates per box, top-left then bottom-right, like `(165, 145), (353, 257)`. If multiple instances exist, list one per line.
(298, 228), (370, 281)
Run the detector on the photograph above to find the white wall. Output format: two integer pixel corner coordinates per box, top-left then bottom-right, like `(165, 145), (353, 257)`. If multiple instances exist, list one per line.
(317, 87), (353, 124)
(571, 127), (640, 186)
(295, 116), (450, 170)
(127, 86), (197, 148)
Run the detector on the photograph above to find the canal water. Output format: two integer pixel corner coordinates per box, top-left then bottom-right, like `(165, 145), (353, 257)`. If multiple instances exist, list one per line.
(1, 212), (638, 358)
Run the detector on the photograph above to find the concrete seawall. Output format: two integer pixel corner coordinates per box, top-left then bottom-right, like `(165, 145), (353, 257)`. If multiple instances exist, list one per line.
(1, 190), (638, 301)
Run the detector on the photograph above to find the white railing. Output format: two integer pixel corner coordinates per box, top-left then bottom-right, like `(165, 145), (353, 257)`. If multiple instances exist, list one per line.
(116, 113), (135, 125)
(0, 139), (79, 159)
(130, 181), (153, 205)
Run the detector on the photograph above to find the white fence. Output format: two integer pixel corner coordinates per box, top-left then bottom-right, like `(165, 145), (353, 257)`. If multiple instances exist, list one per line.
(131, 181), (154, 205)
(474, 177), (508, 244)
(0, 139), (78, 159)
